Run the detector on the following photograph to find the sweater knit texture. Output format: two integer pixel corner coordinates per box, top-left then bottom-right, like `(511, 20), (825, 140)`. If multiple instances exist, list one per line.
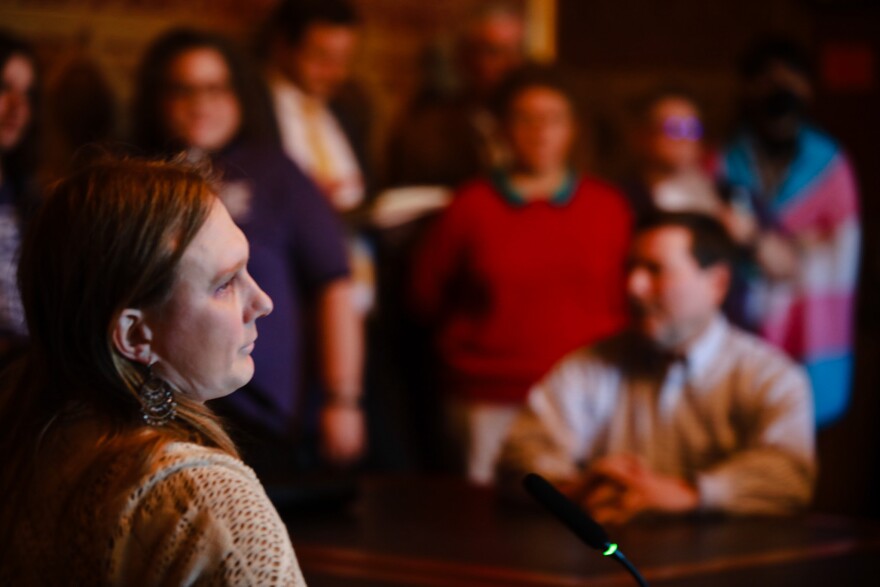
(6, 436), (306, 586)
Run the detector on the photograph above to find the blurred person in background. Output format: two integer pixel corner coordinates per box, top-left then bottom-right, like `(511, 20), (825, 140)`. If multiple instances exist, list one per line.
(264, 0), (369, 213)
(0, 30), (39, 368)
(375, 4), (528, 470)
(264, 0), (375, 323)
(386, 1), (526, 189)
(41, 50), (118, 182)
(134, 28), (365, 475)
(411, 65), (631, 484)
(719, 37), (860, 427)
(0, 157), (305, 584)
(624, 88), (724, 220)
(498, 213), (815, 522)
(623, 87), (768, 329)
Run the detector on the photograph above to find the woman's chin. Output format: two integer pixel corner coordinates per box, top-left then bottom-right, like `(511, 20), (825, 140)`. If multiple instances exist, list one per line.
(210, 358), (256, 401)
(232, 357), (255, 389)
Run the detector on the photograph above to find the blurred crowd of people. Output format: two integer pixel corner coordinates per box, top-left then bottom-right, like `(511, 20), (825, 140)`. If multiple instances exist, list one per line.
(0, 0), (860, 519)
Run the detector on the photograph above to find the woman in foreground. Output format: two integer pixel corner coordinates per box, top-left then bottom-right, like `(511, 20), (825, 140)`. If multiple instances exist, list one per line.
(0, 157), (306, 585)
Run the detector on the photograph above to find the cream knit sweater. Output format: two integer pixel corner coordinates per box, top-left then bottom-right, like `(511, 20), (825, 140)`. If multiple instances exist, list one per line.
(7, 436), (306, 586)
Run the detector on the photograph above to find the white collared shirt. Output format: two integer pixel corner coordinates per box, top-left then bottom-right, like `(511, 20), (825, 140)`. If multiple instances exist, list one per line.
(498, 316), (816, 514)
(269, 74), (364, 211)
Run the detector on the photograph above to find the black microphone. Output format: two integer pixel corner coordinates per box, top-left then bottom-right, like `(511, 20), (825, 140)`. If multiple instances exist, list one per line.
(522, 473), (649, 587)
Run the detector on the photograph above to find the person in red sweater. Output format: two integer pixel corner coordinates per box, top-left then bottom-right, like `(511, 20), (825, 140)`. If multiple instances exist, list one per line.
(411, 65), (632, 484)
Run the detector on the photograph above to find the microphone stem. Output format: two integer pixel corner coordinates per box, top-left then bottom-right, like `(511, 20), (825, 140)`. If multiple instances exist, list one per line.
(611, 550), (649, 587)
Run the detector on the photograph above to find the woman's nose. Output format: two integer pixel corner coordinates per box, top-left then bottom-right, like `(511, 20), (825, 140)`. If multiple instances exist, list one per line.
(246, 276), (273, 321)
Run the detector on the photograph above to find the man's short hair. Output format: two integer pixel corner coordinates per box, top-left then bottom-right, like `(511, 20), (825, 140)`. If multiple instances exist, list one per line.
(271, 0), (359, 46)
(636, 212), (737, 269)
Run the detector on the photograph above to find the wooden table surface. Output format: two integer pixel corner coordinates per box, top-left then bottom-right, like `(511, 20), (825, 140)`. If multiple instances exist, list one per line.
(281, 476), (880, 586)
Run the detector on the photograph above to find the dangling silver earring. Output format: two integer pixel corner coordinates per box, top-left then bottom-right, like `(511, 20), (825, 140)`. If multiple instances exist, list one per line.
(138, 363), (177, 426)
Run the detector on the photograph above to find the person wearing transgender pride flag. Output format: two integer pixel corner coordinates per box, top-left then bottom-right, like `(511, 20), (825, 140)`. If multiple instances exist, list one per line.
(720, 37), (860, 428)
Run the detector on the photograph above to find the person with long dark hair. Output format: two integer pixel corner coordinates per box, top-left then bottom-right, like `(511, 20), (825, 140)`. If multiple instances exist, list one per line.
(0, 30), (39, 365)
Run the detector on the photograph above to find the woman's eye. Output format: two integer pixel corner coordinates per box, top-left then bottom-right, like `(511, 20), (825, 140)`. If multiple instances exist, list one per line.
(216, 275), (236, 294)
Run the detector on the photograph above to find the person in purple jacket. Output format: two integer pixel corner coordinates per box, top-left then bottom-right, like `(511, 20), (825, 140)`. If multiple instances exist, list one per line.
(133, 28), (365, 475)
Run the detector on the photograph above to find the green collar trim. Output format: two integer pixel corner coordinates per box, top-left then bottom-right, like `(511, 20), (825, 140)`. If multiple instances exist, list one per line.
(491, 169), (578, 207)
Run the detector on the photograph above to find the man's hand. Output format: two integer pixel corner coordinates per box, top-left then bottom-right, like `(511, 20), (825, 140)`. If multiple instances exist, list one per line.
(571, 454), (699, 525)
(720, 205), (759, 245)
(316, 277), (365, 466)
(755, 231), (800, 281)
(319, 403), (366, 466)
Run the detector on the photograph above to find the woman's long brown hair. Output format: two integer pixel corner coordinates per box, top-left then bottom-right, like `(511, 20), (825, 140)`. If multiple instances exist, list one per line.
(0, 155), (238, 555)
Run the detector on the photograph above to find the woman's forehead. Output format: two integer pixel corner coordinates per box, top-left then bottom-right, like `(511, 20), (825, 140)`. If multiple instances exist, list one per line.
(180, 200), (248, 276)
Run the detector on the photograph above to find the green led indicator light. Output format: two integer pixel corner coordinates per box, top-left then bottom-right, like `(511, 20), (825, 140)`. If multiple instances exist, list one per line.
(603, 543), (618, 557)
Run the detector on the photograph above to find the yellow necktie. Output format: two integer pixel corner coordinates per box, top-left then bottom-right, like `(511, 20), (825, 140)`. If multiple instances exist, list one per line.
(303, 98), (333, 182)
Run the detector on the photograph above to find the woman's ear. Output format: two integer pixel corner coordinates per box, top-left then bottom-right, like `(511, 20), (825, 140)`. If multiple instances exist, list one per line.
(112, 308), (154, 365)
